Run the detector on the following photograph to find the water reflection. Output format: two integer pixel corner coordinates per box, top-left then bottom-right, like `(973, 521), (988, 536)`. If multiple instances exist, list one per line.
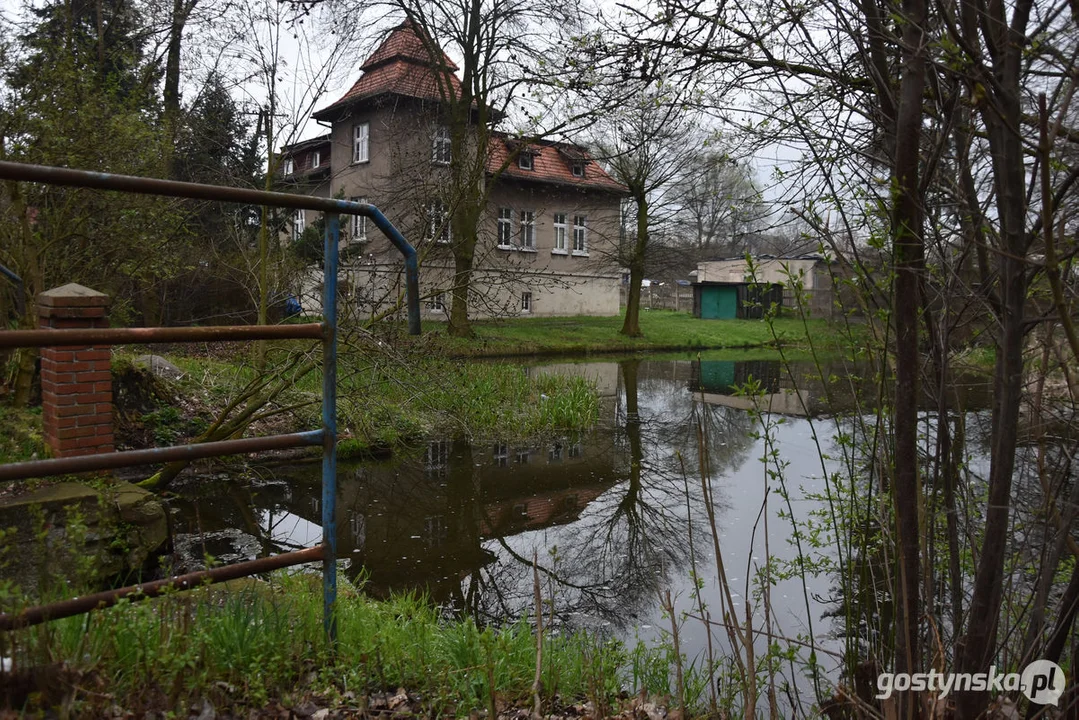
(169, 356), (990, 669)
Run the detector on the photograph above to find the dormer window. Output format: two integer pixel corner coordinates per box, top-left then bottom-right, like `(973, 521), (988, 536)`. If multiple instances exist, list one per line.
(312, 150), (321, 169)
(284, 157), (294, 175)
(518, 153), (533, 171)
(571, 162), (584, 177)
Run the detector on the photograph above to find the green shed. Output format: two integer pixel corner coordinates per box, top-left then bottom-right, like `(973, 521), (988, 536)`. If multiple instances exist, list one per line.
(692, 282), (784, 319)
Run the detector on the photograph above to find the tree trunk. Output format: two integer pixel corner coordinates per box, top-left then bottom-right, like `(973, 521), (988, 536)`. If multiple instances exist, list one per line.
(889, 0), (927, 709)
(448, 239), (475, 338)
(620, 197), (648, 337)
(954, 18), (1031, 717)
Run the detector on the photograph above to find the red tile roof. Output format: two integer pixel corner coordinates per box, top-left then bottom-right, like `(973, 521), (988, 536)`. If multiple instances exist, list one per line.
(361, 19), (458, 72)
(488, 136), (627, 193)
(313, 21), (462, 120)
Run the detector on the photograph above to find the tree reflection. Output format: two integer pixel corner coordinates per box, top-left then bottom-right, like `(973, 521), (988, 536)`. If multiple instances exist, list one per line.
(459, 358), (757, 631)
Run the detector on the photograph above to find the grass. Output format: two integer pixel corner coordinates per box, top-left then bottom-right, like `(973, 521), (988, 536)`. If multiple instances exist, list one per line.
(144, 348), (601, 459)
(414, 310), (857, 358)
(1, 571), (682, 717)
(0, 407), (44, 465)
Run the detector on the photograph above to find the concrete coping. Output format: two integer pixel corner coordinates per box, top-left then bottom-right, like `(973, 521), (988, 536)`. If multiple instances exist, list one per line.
(38, 284), (111, 308)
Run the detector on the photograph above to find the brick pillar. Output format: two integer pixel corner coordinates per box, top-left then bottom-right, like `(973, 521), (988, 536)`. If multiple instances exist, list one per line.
(38, 284), (114, 457)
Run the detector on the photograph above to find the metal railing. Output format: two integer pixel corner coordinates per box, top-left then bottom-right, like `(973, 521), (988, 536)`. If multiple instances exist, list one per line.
(0, 160), (422, 642)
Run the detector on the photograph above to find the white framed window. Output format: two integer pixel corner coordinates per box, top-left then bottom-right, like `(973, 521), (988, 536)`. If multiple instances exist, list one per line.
(283, 157), (294, 175)
(353, 122), (369, 164)
(497, 207), (513, 247)
(428, 200), (450, 244)
(349, 196), (367, 242)
(519, 210), (535, 249)
(428, 291), (446, 312)
(548, 442), (563, 462)
(292, 208), (305, 241)
(432, 125), (452, 164)
(571, 162), (584, 177)
(518, 153), (533, 170)
(553, 213), (567, 253)
(521, 291), (532, 313)
(573, 215), (587, 254)
(312, 150), (321, 169)
(516, 448), (531, 464)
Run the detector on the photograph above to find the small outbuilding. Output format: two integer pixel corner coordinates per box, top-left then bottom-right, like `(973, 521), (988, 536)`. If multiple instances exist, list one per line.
(695, 254), (837, 318)
(692, 281), (784, 319)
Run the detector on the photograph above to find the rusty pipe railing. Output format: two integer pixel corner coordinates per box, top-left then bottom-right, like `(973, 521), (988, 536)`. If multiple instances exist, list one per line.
(0, 545), (325, 631)
(0, 323), (325, 348)
(0, 159), (424, 644)
(0, 430), (324, 482)
(0, 160), (422, 335)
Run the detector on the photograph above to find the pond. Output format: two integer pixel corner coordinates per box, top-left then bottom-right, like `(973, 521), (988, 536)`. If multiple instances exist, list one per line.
(168, 353), (992, 692)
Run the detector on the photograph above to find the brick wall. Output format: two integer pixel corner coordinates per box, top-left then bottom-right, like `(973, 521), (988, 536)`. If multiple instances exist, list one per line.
(38, 284), (114, 457)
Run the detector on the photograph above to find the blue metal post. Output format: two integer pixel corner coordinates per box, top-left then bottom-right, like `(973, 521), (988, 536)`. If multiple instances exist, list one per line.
(331, 199), (421, 336)
(322, 213), (339, 646)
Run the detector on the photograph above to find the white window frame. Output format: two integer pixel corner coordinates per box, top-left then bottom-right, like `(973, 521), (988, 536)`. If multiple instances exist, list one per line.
(521, 290), (532, 313)
(572, 215), (588, 255)
(497, 207), (513, 248)
(429, 200), (450, 244)
(432, 125), (452, 165)
(518, 153), (533, 170)
(349, 196), (367, 242)
(429, 291), (446, 312)
(312, 150), (321, 169)
(353, 122), (370, 164)
(292, 208), (305, 241)
(571, 162), (584, 177)
(283, 157), (294, 176)
(519, 210), (535, 250)
(552, 213), (568, 254)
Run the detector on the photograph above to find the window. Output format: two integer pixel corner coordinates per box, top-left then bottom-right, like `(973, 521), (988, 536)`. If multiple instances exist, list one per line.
(519, 210), (535, 249)
(521, 291), (532, 313)
(428, 201), (451, 244)
(568, 442), (582, 458)
(292, 209), (305, 241)
(497, 208), (513, 247)
(428, 292), (446, 312)
(516, 448), (531, 464)
(518, 153), (533, 170)
(571, 161), (584, 177)
(493, 443), (508, 467)
(548, 442), (563, 462)
(553, 213), (567, 252)
(432, 125), (452, 164)
(353, 122), (369, 164)
(349, 197), (367, 242)
(283, 157), (294, 175)
(573, 215), (587, 253)
(312, 150), (321, 169)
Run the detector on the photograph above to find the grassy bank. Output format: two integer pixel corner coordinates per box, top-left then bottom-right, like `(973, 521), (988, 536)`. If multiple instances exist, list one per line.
(1, 572), (693, 717)
(416, 310), (859, 358)
(126, 347), (601, 462)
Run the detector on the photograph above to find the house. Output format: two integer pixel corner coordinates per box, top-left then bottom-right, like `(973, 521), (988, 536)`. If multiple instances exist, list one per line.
(280, 20), (627, 319)
(694, 254), (837, 318)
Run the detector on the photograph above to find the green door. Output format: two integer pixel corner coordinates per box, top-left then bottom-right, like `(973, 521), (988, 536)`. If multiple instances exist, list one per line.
(700, 286), (721, 319)
(700, 286), (738, 319)
(716, 286), (738, 319)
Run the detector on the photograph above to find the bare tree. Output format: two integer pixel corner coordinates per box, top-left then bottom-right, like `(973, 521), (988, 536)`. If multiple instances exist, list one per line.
(593, 83), (704, 337)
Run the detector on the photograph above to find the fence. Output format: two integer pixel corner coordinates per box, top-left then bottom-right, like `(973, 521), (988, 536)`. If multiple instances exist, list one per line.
(0, 160), (422, 644)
